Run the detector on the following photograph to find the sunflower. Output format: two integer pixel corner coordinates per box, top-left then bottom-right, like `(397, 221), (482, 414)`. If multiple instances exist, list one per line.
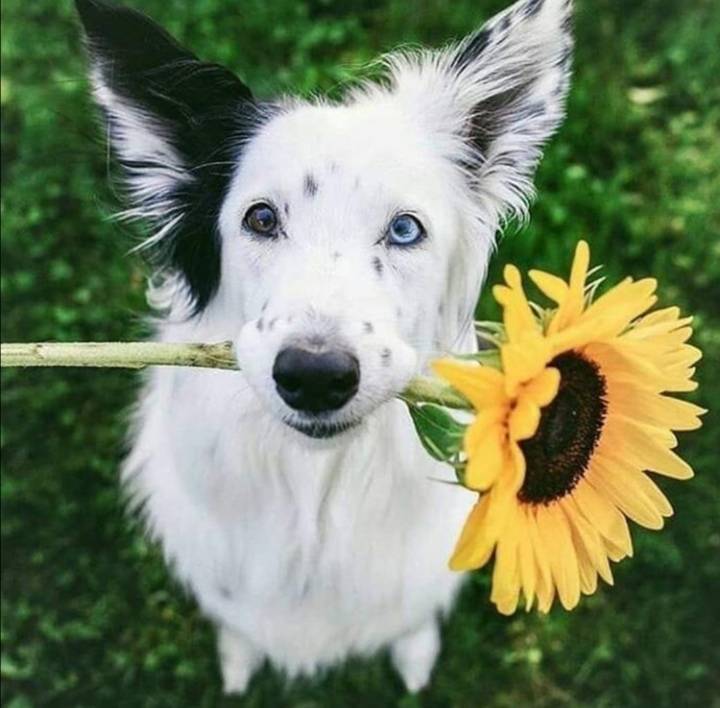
(433, 241), (704, 614)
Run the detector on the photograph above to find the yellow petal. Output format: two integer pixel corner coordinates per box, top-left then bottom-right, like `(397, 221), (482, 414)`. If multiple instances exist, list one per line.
(528, 269), (570, 304)
(587, 341), (666, 391)
(536, 505), (581, 611)
(628, 470), (674, 518)
(549, 316), (619, 354)
(516, 517), (537, 610)
(508, 441), (527, 492)
(546, 241), (591, 335)
(432, 359), (507, 409)
(448, 497), (494, 571)
(615, 339), (702, 371)
(584, 278), (657, 324)
(562, 496), (614, 585)
(450, 462), (521, 571)
(625, 316), (693, 341)
(572, 479), (634, 556)
(570, 240), (591, 292)
(635, 306), (681, 327)
(586, 461), (664, 530)
(659, 345), (703, 368)
(594, 451), (674, 518)
(491, 512), (521, 615)
(495, 266), (539, 343)
(535, 570), (556, 614)
(523, 367), (561, 408)
(463, 423), (506, 491)
(526, 509), (556, 613)
(603, 536), (629, 562)
(574, 541), (599, 595)
(503, 264), (523, 290)
(602, 418), (694, 480)
(607, 383), (706, 431)
(501, 335), (552, 393)
(508, 397), (541, 441)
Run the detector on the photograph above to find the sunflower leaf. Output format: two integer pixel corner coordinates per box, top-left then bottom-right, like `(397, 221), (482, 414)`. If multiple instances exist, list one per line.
(407, 403), (466, 463)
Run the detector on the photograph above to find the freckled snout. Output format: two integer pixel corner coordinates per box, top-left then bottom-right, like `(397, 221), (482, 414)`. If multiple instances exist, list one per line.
(272, 347), (360, 413)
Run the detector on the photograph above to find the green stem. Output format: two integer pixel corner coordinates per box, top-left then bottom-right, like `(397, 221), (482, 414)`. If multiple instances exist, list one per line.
(1, 341), (471, 410)
(0, 341), (237, 370)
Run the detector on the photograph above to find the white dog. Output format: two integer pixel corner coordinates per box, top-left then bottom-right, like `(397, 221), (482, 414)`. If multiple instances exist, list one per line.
(76, 0), (572, 693)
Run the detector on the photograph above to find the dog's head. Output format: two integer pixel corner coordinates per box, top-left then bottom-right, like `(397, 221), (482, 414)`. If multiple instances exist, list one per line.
(77, 0), (572, 438)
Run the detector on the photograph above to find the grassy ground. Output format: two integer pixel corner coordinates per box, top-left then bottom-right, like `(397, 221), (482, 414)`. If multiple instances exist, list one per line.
(2, 0), (719, 706)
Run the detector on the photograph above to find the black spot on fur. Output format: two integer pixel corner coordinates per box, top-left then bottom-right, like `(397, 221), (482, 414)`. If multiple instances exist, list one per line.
(373, 257), (384, 276)
(462, 78), (540, 161)
(363, 321), (374, 334)
(451, 28), (492, 71)
(557, 45), (573, 69)
(518, 100), (547, 121)
(523, 0), (545, 17)
(76, 0), (276, 314)
(256, 318), (264, 331)
(268, 317), (278, 331)
(492, 154), (519, 169)
(261, 299), (269, 312)
(380, 348), (392, 366)
(283, 202), (290, 217)
(499, 14), (512, 32)
(303, 173), (319, 197)
(332, 251), (342, 261)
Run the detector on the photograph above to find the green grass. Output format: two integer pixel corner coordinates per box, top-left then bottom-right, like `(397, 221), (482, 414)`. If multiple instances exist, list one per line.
(2, 0), (719, 706)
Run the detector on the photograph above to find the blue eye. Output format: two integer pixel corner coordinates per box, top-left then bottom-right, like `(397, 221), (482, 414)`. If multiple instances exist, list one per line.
(387, 213), (425, 246)
(243, 203), (278, 236)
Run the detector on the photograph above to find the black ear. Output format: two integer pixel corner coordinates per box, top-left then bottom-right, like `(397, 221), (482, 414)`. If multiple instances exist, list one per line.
(76, 0), (268, 312)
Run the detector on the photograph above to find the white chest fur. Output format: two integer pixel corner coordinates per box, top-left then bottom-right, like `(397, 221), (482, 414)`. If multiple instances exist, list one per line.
(124, 361), (473, 676)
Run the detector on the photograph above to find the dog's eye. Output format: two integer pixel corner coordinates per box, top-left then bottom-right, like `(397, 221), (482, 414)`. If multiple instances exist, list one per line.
(243, 203), (278, 236)
(387, 214), (425, 247)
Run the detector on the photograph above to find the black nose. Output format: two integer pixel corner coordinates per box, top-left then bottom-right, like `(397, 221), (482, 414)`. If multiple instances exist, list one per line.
(273, 347), (360, 413)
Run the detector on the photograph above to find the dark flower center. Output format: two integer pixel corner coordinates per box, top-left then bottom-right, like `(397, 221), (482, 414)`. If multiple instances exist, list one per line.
(517, 351), (607, 505)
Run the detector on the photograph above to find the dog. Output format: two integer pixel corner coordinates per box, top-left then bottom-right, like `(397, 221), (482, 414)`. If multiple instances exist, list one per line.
(76, 0), (572, 693)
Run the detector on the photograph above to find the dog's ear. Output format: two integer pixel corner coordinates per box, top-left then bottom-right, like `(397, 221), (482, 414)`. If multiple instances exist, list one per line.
(387, 0), (573, 228)
(76, 0), (266, 312)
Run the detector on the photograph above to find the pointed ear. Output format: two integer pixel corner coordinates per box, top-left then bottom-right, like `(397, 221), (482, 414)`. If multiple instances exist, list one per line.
(387, 0), (573, 227)
(76, 0), (266, 312)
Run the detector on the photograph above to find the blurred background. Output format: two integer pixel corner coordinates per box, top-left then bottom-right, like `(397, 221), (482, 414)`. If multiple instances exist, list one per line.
(1, 0), (719, 706)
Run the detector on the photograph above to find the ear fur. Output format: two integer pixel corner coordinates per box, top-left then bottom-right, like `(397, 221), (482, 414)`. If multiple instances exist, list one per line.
(76, 0), (271, 312)
(384, 0), (573, 230)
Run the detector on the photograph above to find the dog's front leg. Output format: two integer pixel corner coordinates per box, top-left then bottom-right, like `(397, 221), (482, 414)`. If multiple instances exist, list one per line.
(218, 624), (264, 695)
(390, 619), (441, 693)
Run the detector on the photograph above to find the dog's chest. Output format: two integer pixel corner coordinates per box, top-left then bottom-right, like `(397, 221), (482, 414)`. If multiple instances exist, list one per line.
(193, 448), (466, 643)
(128, 368), (472, 655)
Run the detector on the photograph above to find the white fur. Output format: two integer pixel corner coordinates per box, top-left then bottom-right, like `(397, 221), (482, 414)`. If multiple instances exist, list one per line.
(92, 0), (573, 693)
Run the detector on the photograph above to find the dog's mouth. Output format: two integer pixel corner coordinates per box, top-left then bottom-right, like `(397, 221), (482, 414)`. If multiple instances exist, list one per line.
(283, 417), (361, 439)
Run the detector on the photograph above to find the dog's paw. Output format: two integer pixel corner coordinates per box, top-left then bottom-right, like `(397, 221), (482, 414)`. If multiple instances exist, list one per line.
(218, 625), (263, 695)
(390, 621), (440, 693)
